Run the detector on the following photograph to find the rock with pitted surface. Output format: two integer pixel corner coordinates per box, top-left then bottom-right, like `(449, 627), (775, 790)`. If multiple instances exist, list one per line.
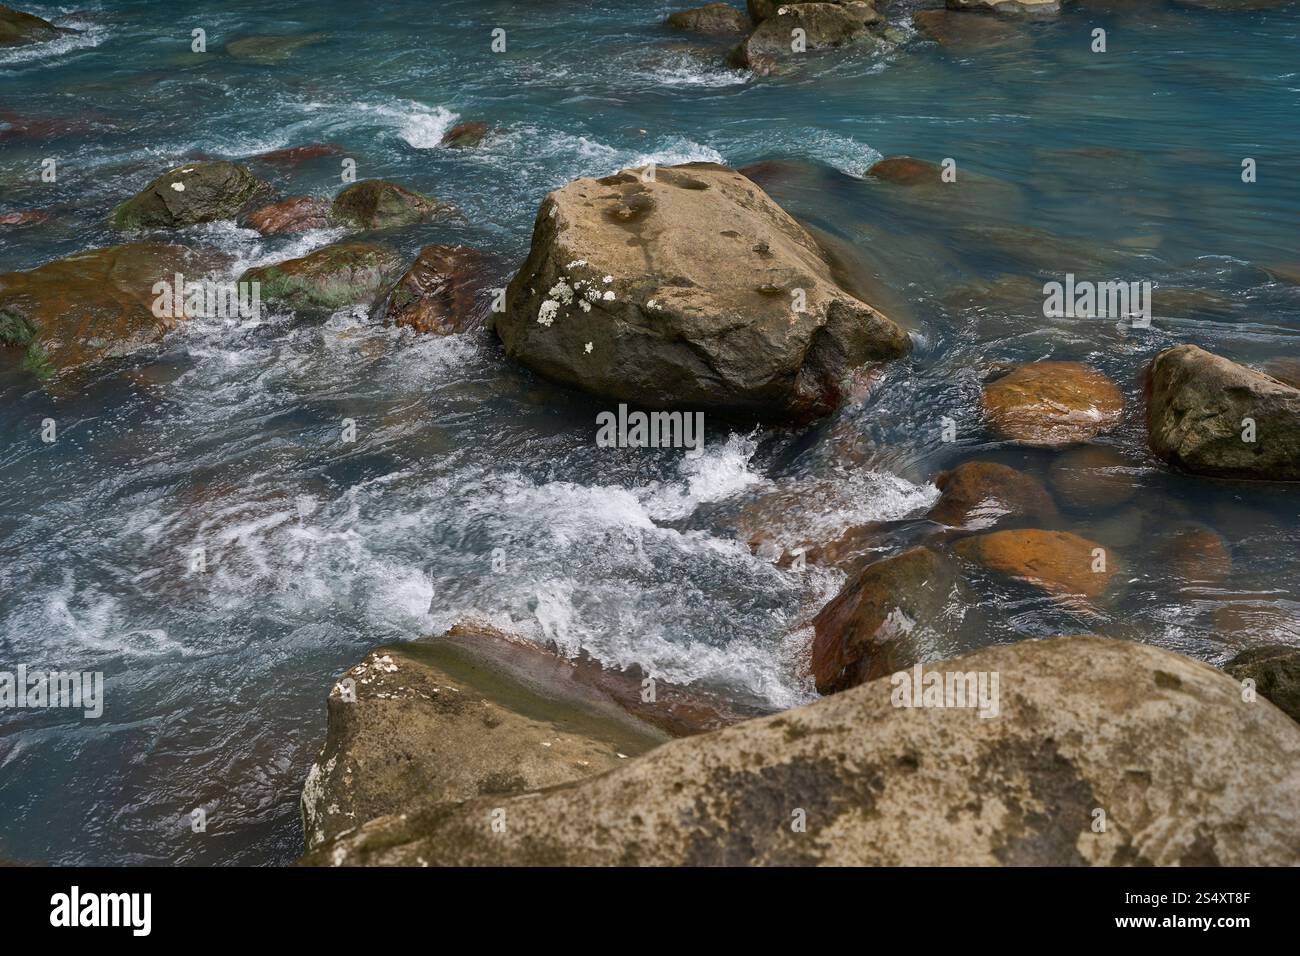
(241, 242), (403, 312)
(982, 361), (1124, 447)
(328, 180), (445, 230)
(301, 621), (759, 850)
(244, 196), (331, 235)
(955, 528), (1116, 598)
(929, 460), (1058, 529)
(666, 3), (750, 35)
(0, 243), (223, 380)
(110, 161), (270, 229)
(497, 163), (910, 421)
(811, 547), (955, 694)
(301, 636), (1300, 866)
(0, 4), (65, 46)
(374, 245), (495, 335)
(1147, 344), (1300, 481)
(728, 2), (884, 74)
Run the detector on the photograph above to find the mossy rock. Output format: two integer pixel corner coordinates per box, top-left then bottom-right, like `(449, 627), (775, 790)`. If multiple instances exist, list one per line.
(241, 241), (404, 312)
(329, 180), (443, 230)
(110, 161), (270, 229)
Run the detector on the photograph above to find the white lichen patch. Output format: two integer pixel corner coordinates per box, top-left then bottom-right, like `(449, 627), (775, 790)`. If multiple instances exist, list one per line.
(538, 300), (559, 326)
(602, 275), (613, 284)
(548, 280), (574, 305)
(171, 182), (186, 192)
(579, 300), (591, 312)
(566, 259), (588, 269)
(602, 290), (615, 301)
(584, 341), (593, 354)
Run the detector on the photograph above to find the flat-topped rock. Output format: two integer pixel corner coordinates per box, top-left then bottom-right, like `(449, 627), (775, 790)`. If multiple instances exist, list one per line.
(497, 163), (910, 421)
(982, 361), (1124, 447)
(302, 636), (1300, 866)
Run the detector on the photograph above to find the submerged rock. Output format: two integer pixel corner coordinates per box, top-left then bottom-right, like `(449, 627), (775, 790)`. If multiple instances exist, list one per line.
(1155, 523), (1232, 586)
(946, 0), (1061, 14)
(251, 143), (343, 167)
(1046, 445), (1138, 512)
(666, 3), (750, 35)
(439, 121), (489, 149)
(912, 8), (1032, 47)
(328, 180), (444, 230)
(374, 244), (494, 335)
(981, 361), (1124, 447)
(929, 460), (1058, 528)
(497, 163), (910, 421)
(241, 241), (403, 312)
(0, 210), (47, 227)
(0, 243), (221, 380)
(301, 621), (758, 850)
(866, 156), (942, 186)
(1147, 345), (1300, 481)
(728, 2), (883, 74)
(0, 4), (65, 46)
(1225, 645), (1300, 724)
(302, 636), (1300, 866)
(244, 196), (331, 235)
(225, 32), (327, 63)
(811, 547), (954, 694)
(110, 161), (270, 229)
(955, 528), (1116, 598)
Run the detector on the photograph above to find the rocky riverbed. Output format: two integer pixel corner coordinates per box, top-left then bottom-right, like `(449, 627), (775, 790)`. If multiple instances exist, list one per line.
(1, 0), (1298, 866)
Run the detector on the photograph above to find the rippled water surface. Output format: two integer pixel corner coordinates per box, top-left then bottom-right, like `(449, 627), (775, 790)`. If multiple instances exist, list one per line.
(1, 0), (1298, 864)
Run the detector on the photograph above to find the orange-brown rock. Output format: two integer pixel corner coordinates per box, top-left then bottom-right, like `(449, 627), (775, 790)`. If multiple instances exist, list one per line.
(375, 244), (494, 335)
(866, 156), (941, 185)
(0, 242), (223, 380)
(811, 547), (954, 694)
(955, 528), (1116, 598)
(1157, 524), (1232, 586)
(981, 361), (1124, 447)
(929, 460), (1058, 528)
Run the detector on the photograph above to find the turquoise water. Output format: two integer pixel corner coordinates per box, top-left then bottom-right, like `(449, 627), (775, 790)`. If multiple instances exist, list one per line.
(1, 0), (1298, 864)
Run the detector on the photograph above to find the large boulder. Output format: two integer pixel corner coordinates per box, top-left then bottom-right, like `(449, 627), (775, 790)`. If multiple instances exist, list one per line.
(1147, 344), (1300, 481)
(0, 4), (64, 46)
(110, 161), (270, 229)
(1225, 645), (1300, 725)
(666, 3), (750, 35)
(496, 163), (910, 421)
(328, 180), (444, 230)
(982, 361), (1124, 447)
(955, 528), (1116, 598)
(729, 3), (884, 73)
(302, 622), (756, 850)
(374, 244), (494, 335)
(0, 243), (221, 380)
(240, 242), (404, 312)
(302, 636), (1300, 866)
(811, 547), (955, 694)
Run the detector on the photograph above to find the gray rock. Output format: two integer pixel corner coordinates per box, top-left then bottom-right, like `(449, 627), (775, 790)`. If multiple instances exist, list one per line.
(302, 636), (1300, 866)
(1147, 344), (1300, 481)
(110, 161), (270, 229)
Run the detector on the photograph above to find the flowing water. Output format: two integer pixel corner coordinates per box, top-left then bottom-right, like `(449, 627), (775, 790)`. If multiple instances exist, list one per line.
(1, 0), (1298, 865)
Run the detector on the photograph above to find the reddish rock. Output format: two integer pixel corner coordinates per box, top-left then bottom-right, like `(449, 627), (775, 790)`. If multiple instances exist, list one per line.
(376, 245), (494, 335)
(811, 547), (954, 694)
(244, 196), (331, 235)
(252, 143), (342, 166)
(867, 156), (941, 185)
(0, 210), (47, 227)
(929, 460), (1058, 528)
